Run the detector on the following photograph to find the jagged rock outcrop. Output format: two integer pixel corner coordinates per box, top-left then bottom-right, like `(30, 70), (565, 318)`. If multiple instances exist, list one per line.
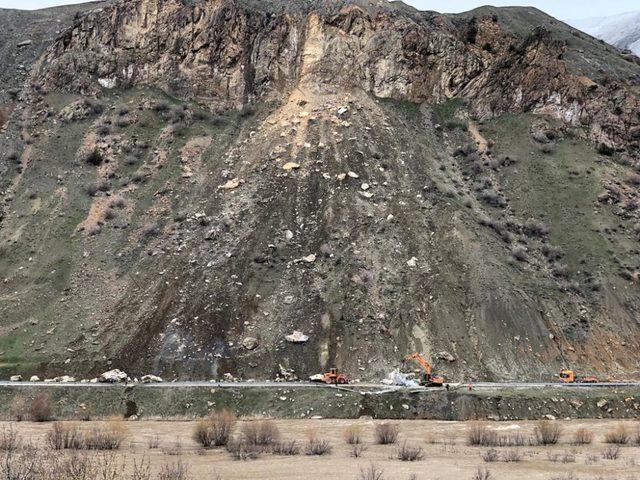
(33, 0), (640, 156)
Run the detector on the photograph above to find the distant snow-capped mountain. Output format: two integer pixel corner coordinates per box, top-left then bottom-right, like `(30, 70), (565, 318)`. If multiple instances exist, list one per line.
(570, 11), (640, 55)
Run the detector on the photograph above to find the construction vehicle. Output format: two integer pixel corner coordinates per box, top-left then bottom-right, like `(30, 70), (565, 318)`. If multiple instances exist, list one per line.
(322, 368), (349, 385)
(559, 369), (599, 384)
(402, 353), (445, 387)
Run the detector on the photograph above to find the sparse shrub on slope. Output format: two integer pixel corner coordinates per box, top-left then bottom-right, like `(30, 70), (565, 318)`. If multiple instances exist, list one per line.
(374, 423), (399, 445)
(572, 428), (593, 445)
(30, 394), (54, 422)
(604, 424), (629, 444)
(193, 410), (236, 447)
(359, 464), (385, 480)
(533, 421), (561, 445)
(241, 419), (280, 447)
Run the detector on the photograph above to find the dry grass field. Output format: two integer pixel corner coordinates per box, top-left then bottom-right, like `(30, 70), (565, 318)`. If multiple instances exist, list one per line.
(2, 418), (640, 479)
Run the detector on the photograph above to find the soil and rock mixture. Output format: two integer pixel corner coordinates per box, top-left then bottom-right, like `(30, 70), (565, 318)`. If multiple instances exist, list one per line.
(1, 0), (640, 383)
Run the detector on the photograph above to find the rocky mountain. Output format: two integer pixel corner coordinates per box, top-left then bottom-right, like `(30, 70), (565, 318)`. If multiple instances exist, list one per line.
(571, 11), (640, 57)
(1, 0), (640, 382)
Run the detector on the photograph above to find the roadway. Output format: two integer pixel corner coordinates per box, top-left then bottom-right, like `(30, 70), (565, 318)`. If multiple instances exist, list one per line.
(0, 381), (638, 390)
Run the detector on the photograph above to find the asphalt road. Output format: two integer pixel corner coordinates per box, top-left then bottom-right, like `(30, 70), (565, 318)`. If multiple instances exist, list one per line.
(0, 381), (638, 389)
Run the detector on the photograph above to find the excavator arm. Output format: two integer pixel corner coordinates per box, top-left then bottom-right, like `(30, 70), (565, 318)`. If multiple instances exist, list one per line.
(403, 353), (444, 387)
(403, 353), (432, 375)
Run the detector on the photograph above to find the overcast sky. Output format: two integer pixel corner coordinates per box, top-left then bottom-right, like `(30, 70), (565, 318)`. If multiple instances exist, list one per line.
(0, 0), (638, 21)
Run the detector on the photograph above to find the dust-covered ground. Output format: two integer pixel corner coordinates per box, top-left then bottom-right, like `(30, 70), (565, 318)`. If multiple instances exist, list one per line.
(3, 419), (640, 479)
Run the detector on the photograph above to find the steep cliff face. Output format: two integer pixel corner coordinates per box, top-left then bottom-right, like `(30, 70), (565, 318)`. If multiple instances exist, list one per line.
(33, 1), (640, 156)
(1, 0), (640, 382)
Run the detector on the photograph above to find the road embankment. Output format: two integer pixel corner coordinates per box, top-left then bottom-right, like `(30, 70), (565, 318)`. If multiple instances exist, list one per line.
(1, 383), (640, 420)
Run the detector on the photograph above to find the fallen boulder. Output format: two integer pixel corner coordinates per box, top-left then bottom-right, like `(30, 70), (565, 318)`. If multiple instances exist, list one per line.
(99, 369), (129, 383)
(141, 375), (163, 383)
(436, 351), (456, 363)
(242, 337), (259, 350)
(9, 375), (22, 382)
(285, 331), (309, 343)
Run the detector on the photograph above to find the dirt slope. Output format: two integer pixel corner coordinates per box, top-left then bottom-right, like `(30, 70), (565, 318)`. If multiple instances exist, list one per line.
(1, 0), (640, 382)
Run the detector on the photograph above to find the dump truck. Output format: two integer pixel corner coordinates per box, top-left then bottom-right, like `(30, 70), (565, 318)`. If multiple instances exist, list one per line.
(559, 369), (599, 384)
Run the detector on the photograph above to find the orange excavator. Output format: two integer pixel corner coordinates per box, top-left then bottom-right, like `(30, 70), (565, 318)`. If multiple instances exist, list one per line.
(403, 353), (445, 387)
(559, 369), (598, 384)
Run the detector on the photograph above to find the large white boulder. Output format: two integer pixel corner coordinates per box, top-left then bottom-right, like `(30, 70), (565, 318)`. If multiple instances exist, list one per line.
(141, 375), (163, 384)
(285, 331), (309, 344)
(99, 369), (129, 383)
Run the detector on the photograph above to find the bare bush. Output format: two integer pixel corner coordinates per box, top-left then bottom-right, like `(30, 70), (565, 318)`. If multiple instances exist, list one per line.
(226, 439), (260, 461)
(482, 449), (499, 463)
(84, 421), (127, 450)
(9, 397), (27, 422)
(547, 452), (576, 463)
(147, 433), (160, 449)
(572, 428), (594, 445)
(533, 421), (561, 445)
(131, 457), (151, 480)
(445, 118), (468, 131)
(511, 246), (528, 262)
(30, 394), (54, 422)
(397, 441), (424, 461)
(95, 124), (112, 137)
(241, 419), (280, 447)
(83, 148), (103, 166)
(194, 410), (236, 448)
(152, 101), (171, 113)
(56, 451), (96, 480)
(351, 443), (367, 458)
(116, 105), (130, 116)
(626, 172), (640, 186)
(305, 432), (332, 456)
(524, 218), (549, 237)
(47, 422), (83, 450)
(472, 467), (493, 480)
(0, 446), (39, 479)
(359, 464), (385, 480)
(162, 437), (183, 456)
(585, 453), (599, 465)
(467, 423), (497, 446)
(86, 224), (102, 236)
(158, 458), (189, 480)
(502, 450), (522, 463)
(542, 244), (563, 261)
(108, 196), (126, 209)
(540, 143), (556, 154)
(374, 423), (399, 445)
(271, 440), (300, 456)
(602, 445), (621, 460)
(604, 424), (630, 444)
(548, 475), (578, 480)
(344, 424), (363, 445)
(82, 98), (104, 115)
(497, 432), (525, 447)
(0, 427), (21, 452)
(479, 189), (506, 207)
